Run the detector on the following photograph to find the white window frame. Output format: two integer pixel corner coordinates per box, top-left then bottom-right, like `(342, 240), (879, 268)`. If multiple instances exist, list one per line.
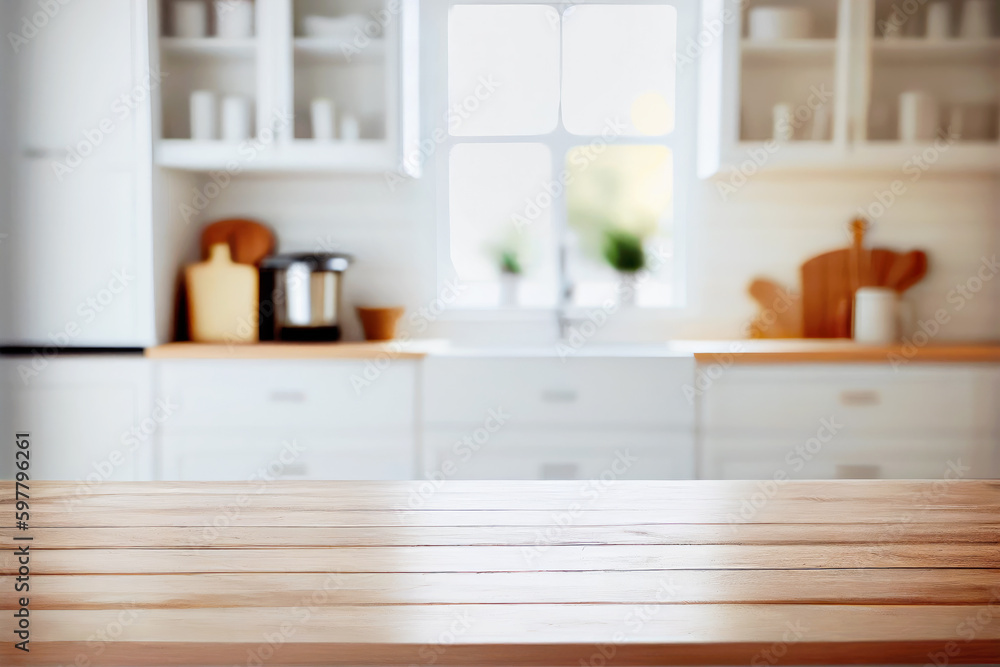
(429, 0), (697, 319)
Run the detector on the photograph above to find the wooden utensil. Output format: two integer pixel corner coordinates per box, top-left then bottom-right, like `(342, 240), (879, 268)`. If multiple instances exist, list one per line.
(185, 243), (259, 343)
(885, 250), (928, 293)
(747, 278), (802, 338)
(200, 218), (275, 266)
(801, 246), (852, 338)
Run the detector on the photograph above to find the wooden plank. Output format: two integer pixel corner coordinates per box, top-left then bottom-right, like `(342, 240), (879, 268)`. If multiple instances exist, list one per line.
(3, 569), (999, 609)
(11, 479), (998, 501)
(3, 604), (999, 645)
(3, 544), (996, 575)
(4, 522), (997, 548)
(4, 639), (1000, 667)
(11, 506), (996, 527)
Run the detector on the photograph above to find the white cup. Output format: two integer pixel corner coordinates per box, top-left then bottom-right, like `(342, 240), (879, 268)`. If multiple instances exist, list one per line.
(853, 288), (900, 344)
(772, 103), (794, 142)
(190, 90), (217, 140)
(173, 0), (208, 38)
(221, 95), (252, 142)
(925, 2), (952, 38)
(899, 91), (939, 141)
(340, 114), (360, 142)
(311, 99), (335, 141)
(960, 0), (993, 39)
(215, 0), (254, 39)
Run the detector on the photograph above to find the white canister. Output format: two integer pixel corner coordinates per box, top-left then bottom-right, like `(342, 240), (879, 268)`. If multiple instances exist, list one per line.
(311, 99), (335, 141)
(340, 114), (360, 142)
(924, 2), (952, 39)
(190, 90), (217, 140)
(853, 287), (900, 344)
(215, 0), (254, 39)
(772, 103), (794, 142)
(898, 91), (939, 141)
(173, 0), (208, 38)
(221, 95), (252, 142)
(960, 0), (993, 39)
(748, 7), (812, 41)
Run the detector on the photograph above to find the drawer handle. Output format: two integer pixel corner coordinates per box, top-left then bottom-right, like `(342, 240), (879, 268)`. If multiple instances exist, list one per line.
(269, 391), (306, 403)
(541, 389), (578, 403)
(839, 390), (880, 406)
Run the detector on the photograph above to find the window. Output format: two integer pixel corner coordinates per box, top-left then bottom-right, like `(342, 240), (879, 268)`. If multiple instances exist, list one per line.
(438, 1), (693, 310)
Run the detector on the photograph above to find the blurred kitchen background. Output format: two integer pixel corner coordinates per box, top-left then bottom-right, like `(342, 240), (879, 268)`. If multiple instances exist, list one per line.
(0, 0), (998, 483)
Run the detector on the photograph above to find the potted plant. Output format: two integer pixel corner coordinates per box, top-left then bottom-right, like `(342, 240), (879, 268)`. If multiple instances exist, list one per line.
(602, 229), (645, 306)
(497, 246), (523, 307)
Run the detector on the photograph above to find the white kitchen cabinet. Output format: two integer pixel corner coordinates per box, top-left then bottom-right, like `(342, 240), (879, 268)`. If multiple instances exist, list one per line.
(421, 355), (696, 480)
(423, 428), (694, 481)
(0, 0), (155, 347)
(423, 356), (696, 429)
(161, 432), (413, 481)
(152, 0), (420, 173)
(155, 359), (417, 480)
(0, 356), (154, 481)
(698, 0), (1000, 176)
(698, 363), (1000, 479)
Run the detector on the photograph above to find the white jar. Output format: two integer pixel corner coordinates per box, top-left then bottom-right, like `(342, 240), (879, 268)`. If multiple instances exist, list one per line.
(215, 0), (254, 39)
(221, 95), (252, 142)
(853, 288), (899, 344)
(924, 2), (952, 39)
(190, 90), (217, 140)
(748, 7), (812, 41)
(311, 99), (335, 141)
(772, 103), (794, 142)
(898, 91), (939, 141)
(960, 0), (993, 39)
(173, 0), (208, 38)
(340, 114), (360, 142)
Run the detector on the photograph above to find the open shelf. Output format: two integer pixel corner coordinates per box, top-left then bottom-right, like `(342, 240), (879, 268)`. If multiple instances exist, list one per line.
(155, 139), (396, 172)
(293, 37), (385, 64)
(872, 39), (1000, 65)
(741, 39), (837, 65)
(160, 38), (257, 59)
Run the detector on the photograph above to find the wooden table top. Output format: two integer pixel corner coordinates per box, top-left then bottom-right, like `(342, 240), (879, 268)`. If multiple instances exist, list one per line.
(2, 480), (999, 665)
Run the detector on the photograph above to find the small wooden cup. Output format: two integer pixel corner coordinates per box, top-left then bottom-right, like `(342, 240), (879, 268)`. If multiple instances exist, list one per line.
(356, 306), (405, 341)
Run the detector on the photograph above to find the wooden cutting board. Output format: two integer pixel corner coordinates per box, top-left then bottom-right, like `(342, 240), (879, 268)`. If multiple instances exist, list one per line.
(200, 218), (275, 266)
(747, 278), (802, 338)
(801, 219), (908, 338)
(185, 243), (259, 343)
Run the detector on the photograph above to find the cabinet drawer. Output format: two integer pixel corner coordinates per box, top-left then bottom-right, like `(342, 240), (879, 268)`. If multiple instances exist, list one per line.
(161, 432), (415, 481)
(423, 357), (695, 428)
(701, 365), (997, 436)
(422, 428), (694, 480)
(158, 360), (416, 431)
(700, 434), (997, 480)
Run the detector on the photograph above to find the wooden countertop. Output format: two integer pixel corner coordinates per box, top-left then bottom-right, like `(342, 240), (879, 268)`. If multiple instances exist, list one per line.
(144, 341), (428, 360)
(144, 340), (1000, 363)
(684, 340), (1000, 364)
(2, 480), (999, 665)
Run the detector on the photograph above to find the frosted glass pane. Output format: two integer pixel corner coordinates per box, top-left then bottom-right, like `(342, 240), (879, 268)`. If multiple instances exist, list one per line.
(562, 5), (677, 136)
(566, 145), (674, 307)
(449, 143), (557, 306)
(449, 5), (560, 136)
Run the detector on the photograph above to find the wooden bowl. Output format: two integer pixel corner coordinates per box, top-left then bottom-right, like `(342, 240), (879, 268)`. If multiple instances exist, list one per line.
(356, 306), (405, 341)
